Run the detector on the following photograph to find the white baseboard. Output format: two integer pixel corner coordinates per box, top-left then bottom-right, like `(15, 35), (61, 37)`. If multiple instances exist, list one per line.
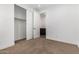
(77, 44), (79, 48)
(0, 42), (15, 50)
(46, 36), (78, 46)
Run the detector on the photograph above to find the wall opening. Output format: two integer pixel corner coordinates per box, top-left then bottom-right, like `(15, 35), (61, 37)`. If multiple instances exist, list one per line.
(40, 12), (46, 38)
(14, 5), (26, 42)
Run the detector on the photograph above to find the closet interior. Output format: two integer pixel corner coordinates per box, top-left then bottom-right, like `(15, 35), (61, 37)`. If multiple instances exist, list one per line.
(14, 5), (26, 42)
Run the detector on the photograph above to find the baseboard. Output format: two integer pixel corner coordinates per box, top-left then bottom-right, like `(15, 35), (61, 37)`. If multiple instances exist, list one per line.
(46, 36), (78, 47)
(0, 42), (15, 50)
(76, 44), (79, 48)
(15, 38), (26, 43)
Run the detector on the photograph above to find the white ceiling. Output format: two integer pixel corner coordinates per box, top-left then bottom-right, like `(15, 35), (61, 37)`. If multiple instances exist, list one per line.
(26, 4), (55, 11)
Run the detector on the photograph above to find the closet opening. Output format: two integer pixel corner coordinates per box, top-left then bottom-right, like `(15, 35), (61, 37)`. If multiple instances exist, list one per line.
(14, 5), (26, 43)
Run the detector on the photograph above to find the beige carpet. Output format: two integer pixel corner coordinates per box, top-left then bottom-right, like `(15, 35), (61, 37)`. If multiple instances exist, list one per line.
(0, 37), (79, 54)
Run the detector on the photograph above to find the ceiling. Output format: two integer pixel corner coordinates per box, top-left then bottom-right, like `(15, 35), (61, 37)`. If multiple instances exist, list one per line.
(26, 4), (55, 11)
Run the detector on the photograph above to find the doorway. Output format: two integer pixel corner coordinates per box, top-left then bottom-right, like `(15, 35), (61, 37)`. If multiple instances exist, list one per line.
(40, 12), (46, 38)
(14, 5), (26, 42)
(32, 11), (46, 39)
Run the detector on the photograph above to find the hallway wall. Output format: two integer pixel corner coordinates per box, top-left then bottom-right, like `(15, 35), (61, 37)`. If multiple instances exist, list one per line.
(40, 13), (46, 28)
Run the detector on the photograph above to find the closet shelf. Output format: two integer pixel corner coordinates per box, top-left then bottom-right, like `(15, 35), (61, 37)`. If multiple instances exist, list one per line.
(14, 17), (26, 21)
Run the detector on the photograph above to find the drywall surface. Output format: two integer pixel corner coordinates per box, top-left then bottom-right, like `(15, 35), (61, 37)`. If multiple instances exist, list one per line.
(40, 13), (46, 28)
(26, 9), (33, 40)
(0, 4), (14, 49)
(33, 10), (40, 38)
(46, 5), (79, 45)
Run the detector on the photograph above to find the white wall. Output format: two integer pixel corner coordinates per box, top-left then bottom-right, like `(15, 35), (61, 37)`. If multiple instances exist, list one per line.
(26, 9), (33, 40)
(0, 4), (14, 49)
(46, 5), (79, 45)
(14, 5), (26, 40)
(33, 10), (40, 38)
(40, 13), (46, 28)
